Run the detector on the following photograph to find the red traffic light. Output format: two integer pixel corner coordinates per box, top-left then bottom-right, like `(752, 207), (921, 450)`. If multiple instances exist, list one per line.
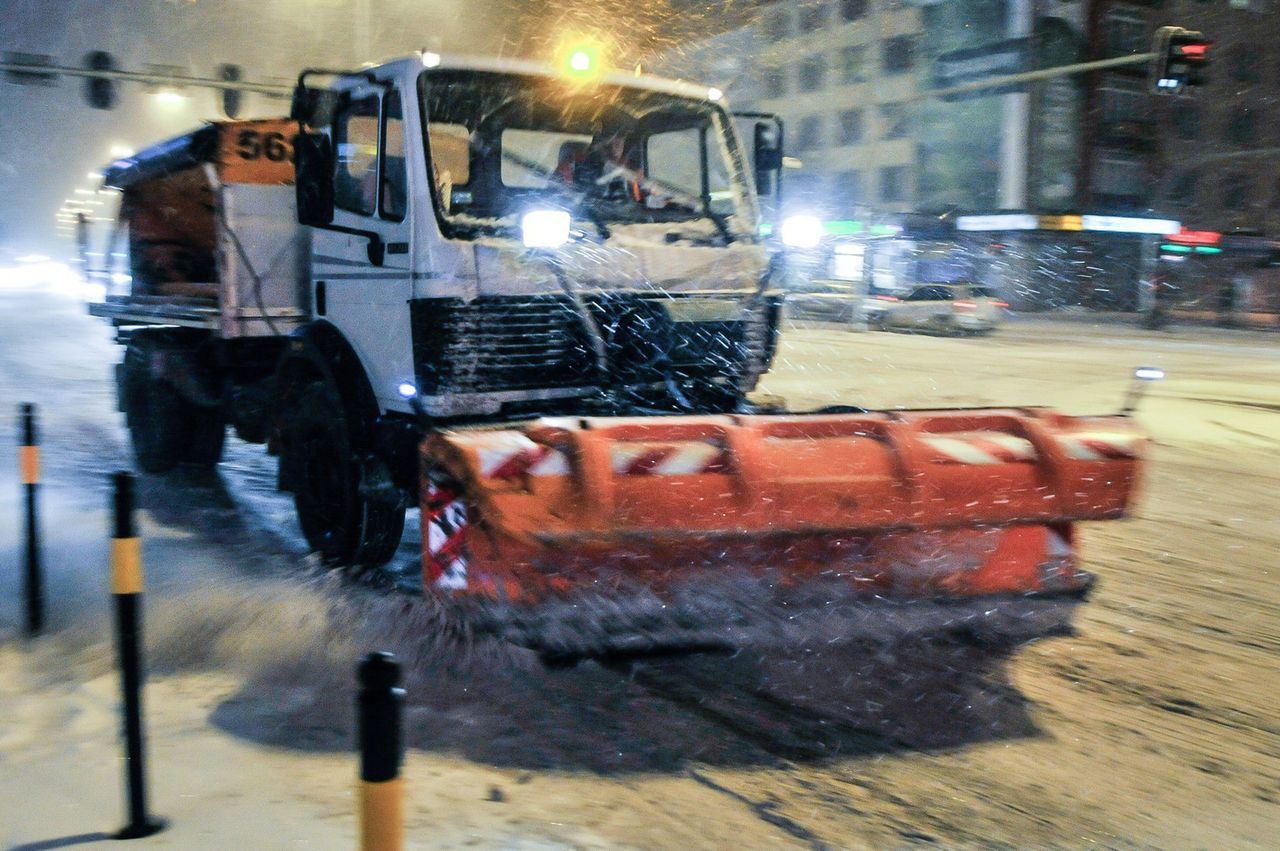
(1152, 26), (1212, 94)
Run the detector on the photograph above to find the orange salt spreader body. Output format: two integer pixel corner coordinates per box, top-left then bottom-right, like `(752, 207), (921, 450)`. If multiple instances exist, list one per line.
(419, 408), (1145, 637)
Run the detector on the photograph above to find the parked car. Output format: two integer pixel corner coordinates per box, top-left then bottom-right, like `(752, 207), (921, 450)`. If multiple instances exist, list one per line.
(863, 283), (1007, 335)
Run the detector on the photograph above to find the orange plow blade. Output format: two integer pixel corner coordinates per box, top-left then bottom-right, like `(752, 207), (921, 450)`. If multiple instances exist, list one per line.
(424, 412), (1146, 596)
(420, 409), (1144, 616)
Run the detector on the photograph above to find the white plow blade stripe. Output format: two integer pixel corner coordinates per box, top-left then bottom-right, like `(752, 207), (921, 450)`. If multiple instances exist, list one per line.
(656, 443), (722, 474)
(982, 433), (1038, 460)
(922, 436), (1003, 465)
(529, 449), (570, 476)
(474, 432), (539, 477)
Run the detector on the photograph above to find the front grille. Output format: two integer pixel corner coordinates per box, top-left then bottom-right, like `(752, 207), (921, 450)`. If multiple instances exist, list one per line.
(410, 294), (771, 399)
(411, 296), (594, 395)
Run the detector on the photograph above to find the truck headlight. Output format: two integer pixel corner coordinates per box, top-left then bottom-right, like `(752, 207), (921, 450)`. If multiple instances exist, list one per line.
(780, 215), (822, 249)
(521, 210), (571, 249)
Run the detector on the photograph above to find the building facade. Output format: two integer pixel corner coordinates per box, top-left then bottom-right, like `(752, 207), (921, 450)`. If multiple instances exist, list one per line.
(1082, 0), (1280, 318)
(657, 0), (1279, 319)
(656, 0), (928, 215)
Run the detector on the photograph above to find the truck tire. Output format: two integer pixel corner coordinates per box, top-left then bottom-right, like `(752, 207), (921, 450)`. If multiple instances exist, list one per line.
(280, 381), (405, 567)
(122, 339), (226, 473)
(185, 411), (228, 467)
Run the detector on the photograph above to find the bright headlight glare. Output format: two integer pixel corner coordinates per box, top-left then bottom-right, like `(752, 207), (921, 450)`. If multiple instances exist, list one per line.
(781, 215), (823, 249)
(521, 210), (571, 249)
(1134, 367), (1165, 381)
(396, 382), (418, 398)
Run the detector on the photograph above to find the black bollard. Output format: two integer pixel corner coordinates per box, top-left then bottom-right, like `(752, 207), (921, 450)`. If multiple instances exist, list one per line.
(19, 404), (43, 637)
(358, 652), (405, 851)
(111, 472), (165, 839)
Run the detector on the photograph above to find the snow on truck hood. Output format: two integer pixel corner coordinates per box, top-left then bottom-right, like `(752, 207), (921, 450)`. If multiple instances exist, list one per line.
(468, 224), (768, 297)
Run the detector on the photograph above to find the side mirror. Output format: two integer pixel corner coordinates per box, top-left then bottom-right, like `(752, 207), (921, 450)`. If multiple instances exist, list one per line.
(294, 130), (334, 227)
(753, 121), (783, 198)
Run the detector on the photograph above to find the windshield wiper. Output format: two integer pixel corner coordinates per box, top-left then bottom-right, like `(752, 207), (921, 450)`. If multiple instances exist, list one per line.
(704, 207), (734, 244)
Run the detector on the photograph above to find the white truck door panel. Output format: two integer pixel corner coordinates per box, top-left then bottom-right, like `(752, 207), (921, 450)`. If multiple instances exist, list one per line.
(313, 83), (414, 413)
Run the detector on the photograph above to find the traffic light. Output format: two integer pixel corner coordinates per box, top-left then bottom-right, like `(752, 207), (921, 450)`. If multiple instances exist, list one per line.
(218, 63), (242, 119)
(1152, 26), (1211, 95)
(84, 50), (118, 109)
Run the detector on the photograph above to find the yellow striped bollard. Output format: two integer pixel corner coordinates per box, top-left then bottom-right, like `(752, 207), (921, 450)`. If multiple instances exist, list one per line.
(358, 651), (405, 851)
(111, 471), (165, 839)
(19, 403), (43, 637)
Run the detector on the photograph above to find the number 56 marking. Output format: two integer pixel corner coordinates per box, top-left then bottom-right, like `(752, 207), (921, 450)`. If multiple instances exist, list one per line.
(236, 129), (295, 162)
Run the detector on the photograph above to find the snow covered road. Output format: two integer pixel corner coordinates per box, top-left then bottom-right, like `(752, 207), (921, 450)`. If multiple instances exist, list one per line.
(3, 284), (1278, 849)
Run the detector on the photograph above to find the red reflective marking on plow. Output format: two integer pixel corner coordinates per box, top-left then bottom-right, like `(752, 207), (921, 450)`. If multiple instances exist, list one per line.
(624, 446), (676, 476)
(425, 485), (463, 515)
(1078, 437), (1136, 459)
(429, 528), (467, 561)
(486, 446), (545, 480)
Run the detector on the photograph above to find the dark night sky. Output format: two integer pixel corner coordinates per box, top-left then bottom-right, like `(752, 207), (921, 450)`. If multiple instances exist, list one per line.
(0, 0), (760, 254)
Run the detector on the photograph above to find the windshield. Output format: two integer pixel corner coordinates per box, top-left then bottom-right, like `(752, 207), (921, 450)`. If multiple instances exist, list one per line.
(418, 70), (753, 239)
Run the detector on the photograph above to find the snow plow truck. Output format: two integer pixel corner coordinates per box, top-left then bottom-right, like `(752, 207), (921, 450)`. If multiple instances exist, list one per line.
(89, 53), (1147, 658)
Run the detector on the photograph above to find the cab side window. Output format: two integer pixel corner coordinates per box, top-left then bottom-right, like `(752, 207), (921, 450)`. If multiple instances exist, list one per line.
(333, 94), (381, 216)
(381, 89), (407, 222)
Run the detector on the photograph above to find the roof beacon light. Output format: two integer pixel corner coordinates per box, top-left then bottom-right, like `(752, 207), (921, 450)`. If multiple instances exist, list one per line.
(560, 40), (607, 82)
(522, 210), (571, 249)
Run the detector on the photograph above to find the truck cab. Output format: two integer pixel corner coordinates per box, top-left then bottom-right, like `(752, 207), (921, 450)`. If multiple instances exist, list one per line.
(294, 54), (780, 422)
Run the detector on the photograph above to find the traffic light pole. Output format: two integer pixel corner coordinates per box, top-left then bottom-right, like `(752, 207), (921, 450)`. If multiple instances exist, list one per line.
(0, 60), (291, 97)
(908, 53), (1156, 105)
(2, 52), (1158, 107)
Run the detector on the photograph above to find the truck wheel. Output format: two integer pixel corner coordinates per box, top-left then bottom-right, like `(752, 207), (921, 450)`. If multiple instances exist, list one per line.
(281, 382), (405, 567)
(184, 411), (227, 466)
(123, 343), (183, 473)
(122, 339), (226, 473)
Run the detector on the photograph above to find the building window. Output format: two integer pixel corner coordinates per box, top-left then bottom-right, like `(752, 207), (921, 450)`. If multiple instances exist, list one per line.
(880, 165), (909, 204)
(1098, 77), (1150, 124)
(763, 66), (786, 98)
(1103, 8), (1147, 57)
(1224, 174), (1249, 209)
(840, 0), (869, 22)
(836, 170), (865, 206)
(1227, 108), (1258, 144)
(882, 36), (916, 75)
(763, 10), (790, 42)
(1172, 103), (1200, 139)
(799, 55), (828, 91)
(838, 108), (865, 144)
(1168, 171), (1198, 205)
(796, 115), (824, 151)
(1229, 44), (1262, 83)
(1095, 154), (1144, 196)
(840, 45), (867, 84)
(879, 103), (910, 139)
(799, 3), (828, 33)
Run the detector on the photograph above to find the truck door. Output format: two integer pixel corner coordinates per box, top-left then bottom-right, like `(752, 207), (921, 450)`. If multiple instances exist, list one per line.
(312, 82), (414, 413)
